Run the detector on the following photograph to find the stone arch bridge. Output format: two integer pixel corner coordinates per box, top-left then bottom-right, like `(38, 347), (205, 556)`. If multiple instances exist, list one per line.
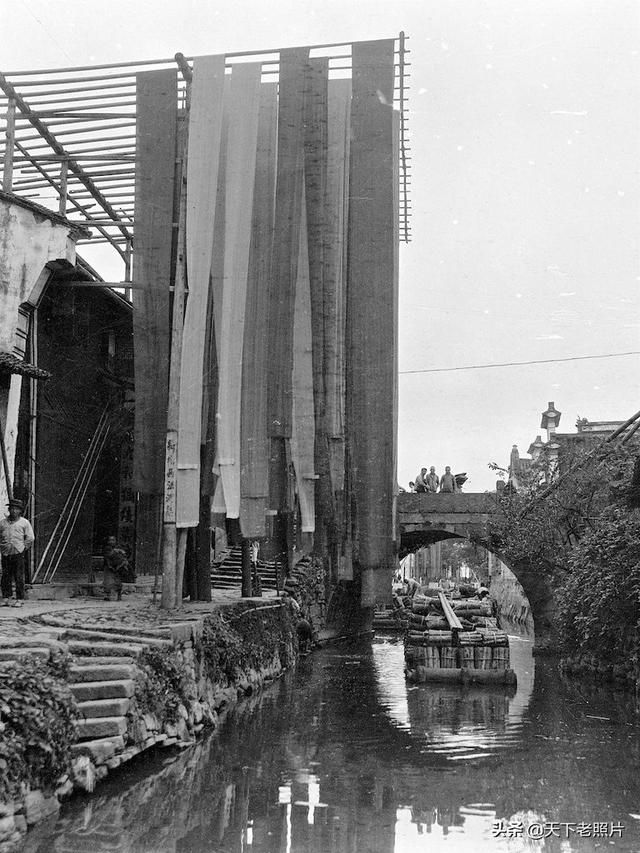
(396, 492), (556, 650)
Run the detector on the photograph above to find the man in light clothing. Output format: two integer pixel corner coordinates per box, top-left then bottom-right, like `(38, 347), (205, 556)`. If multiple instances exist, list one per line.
(426, 467), (440, 492)
(439, 466), (458, 494)
(0, 499), (35, 603)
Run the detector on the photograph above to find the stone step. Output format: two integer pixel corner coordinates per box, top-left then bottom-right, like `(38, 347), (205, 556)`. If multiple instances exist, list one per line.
(71, 655), (136, 666)
(63, 628), (172, 648)
(69, 663), (137, 683)
(71, 624), (173, 640)
(67, 640), (145, 658)
(77, 697), (131, 718)
(76, 716), (127, 740)
(70, 679), (135, 701)
(70, 735), (125, 762)
(0, 647), (51, 662)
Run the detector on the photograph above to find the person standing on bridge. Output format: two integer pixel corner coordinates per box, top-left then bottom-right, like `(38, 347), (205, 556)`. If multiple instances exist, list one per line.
(426, 467), (439, 492)
(414, 468), (428, 493)
(439, 466), (458, 493)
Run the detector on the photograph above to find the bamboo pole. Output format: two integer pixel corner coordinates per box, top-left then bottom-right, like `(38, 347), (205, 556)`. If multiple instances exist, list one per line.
(13, 154), (136, 161)
(161, 90), (190, 610)
(33, 103), (137, 114)
(14, 121), (136, 138)
(0, 410), (14, 502)
(13, 140), (128, 262)
(27, 91), (137, 106)
(33, 408), (109, 582)
(241, 539), (253, 598)
(0, 74), (136, 245)
(606, 409), (640, 442)
(8, 81), (136, 98)
(58, 158), (67, 214)
(14, 113), (135, 127)
(2, 97), (15, 190)
(621, 418), (640, 445)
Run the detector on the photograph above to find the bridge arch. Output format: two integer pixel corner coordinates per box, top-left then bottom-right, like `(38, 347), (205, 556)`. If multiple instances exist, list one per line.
(397, 492), (557, 651)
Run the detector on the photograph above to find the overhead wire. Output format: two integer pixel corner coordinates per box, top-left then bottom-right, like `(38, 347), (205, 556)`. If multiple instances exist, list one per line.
(398, 351), (640, 375)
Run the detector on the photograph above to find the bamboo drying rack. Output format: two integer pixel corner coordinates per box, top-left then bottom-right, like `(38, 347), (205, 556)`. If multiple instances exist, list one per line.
(0, 35), (412, 284)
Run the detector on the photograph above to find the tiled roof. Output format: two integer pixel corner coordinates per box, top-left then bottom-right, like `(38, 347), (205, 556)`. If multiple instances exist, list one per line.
(0, 352), (51, 380)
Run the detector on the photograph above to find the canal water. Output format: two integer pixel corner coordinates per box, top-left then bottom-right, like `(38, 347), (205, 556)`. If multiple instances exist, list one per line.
(23, 630), (640, 853)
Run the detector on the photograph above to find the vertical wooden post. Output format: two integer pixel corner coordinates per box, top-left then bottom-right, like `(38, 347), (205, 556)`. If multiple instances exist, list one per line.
(58, 158), (68, 215)
(0, 411), (14, 502)
(3, 98), (15, 192)
(124, 237), (133, 302)
(161, 93), (190, 609)
(175, 526), (188, 605)
(241, 538), (252, 598)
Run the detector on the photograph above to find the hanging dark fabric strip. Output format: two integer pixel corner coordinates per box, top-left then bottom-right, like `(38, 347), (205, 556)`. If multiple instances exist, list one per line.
(133, 69), (177, 574)
(266, 47), (309, 440)
(132, 68), (177, 497)
(325, 79), (351, 496)
(303, 57), (331, 552)
(240, 82), (278, 538)
(346, 39), (398, 605)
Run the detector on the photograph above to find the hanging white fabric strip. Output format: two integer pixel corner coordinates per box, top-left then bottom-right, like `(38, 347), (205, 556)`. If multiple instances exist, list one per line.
(291, 187), (316, 533)
(239, 81), (278, 537)
(177, 54), (226, 527)
(215, 63), (262, 519)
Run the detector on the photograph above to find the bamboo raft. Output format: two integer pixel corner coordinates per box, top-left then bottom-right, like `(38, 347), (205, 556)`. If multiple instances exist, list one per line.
(372, 597), (410, 631)
(404, 591), (517, 686)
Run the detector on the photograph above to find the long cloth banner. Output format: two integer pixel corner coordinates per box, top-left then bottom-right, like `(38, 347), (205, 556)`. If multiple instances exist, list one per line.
(214, 63), (262, 520)
(240, 81), (278, 537)
(347, 39), (398, 604)
(291, 187), (316, 532)
(177, 55), (225, 527)
(133, 69), (177, 496)
(325, 78), (351, 494)
(266, 48), (309, 439)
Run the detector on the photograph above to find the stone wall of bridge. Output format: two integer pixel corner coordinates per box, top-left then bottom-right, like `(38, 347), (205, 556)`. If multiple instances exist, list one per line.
(396, 492), (557, 652)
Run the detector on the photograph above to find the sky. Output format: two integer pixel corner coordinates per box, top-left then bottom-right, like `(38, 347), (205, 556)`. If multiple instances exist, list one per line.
(3, 0), (639, 492)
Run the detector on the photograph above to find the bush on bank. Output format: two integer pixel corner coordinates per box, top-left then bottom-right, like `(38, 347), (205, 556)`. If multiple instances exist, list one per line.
(198, 605), (297, 686)
(0, 656), (79, 802)
(133, 604), (297, 728)
(485, 443), (640, 676)
(557, 505), (640, 669)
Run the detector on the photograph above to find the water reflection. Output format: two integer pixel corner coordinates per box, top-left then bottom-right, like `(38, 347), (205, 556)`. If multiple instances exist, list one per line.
(24, 632), (640, 852)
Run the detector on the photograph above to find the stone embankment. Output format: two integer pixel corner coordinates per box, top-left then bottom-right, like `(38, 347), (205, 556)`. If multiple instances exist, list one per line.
(559, 653), (640, 690)
(0, 599), (298, 852)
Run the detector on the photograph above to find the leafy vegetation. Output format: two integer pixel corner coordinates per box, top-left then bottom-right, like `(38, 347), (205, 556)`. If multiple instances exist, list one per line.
(135, 647), (190, 724)
(440, 539), (489, 580)
(483, 442), (640, 670)
(198, 606), (296, 686)
(0, 658), (79, 801)
(557, 504), (640, 665)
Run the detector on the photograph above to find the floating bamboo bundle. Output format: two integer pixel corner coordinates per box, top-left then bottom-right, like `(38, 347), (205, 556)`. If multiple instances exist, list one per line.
(477, 629), (509, 647)
(474, 646), (493, 670)
(471, 616), (499, 629)
(406, 629), (453, 646)
(457, 631), (483, 646)
(451, 600), (492, 616)
(459, 646), (474, 668)
(491, 647), (510, 670)
(425, 646), (440, 668)
(440, 646), (458, 668)
(408, 613), (448, 630)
